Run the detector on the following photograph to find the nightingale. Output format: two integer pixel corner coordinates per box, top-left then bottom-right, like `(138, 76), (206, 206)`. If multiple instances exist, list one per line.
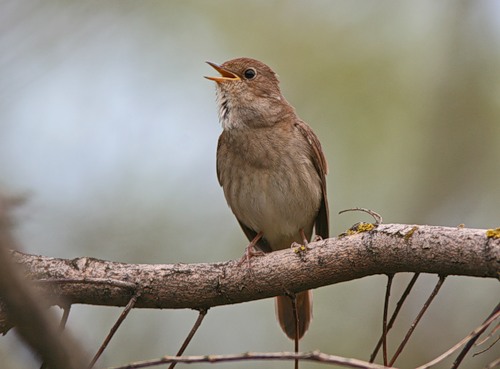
(205, 57), (329, 340)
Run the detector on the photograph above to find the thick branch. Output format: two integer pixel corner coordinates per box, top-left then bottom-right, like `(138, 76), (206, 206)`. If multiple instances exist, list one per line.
(1, 224), (498, 334)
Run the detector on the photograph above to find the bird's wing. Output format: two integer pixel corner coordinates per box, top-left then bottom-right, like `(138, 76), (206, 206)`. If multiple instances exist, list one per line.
(216, 133), (225, 186)
(295, 120), (330, 239)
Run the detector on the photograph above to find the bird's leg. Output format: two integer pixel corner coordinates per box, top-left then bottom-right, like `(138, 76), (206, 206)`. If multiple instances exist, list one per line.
(238, 231), (265, 267)
(290, 228), (310, 250)
(299, 229), (309, 246)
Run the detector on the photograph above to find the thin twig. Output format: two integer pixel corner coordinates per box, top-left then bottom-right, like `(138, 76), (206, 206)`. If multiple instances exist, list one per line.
(451, 302), (500, 368)
(106, 350), (396, 369)
(415, 308), (500, 369)
(339, 208), (383, 225)
(168, 308), (208, 369)
(40, 305), (72, 369)
(382, 274), (394, 366)
(292, 294), (299, 369)
(485, 357), (500, 369)
(474, 335), (499, 357)
(370, 273), (420, 362)
(59, 304), (71, 330)
(388, 276), (446, 366)
(88, 290), (141, 369)
(475, 321), (499, 347)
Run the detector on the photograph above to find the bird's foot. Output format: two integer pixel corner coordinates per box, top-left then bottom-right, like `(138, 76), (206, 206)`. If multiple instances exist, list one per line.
(291, 242), (308, 256)
(238, 231), (265, 268)
(238, 244), (265, 268)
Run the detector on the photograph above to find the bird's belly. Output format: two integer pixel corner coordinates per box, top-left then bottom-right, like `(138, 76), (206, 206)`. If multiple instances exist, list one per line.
(224, 161), (321, 250)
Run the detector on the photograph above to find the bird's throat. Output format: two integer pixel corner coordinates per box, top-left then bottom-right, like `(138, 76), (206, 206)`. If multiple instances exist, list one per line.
(216, 88), (233, 129)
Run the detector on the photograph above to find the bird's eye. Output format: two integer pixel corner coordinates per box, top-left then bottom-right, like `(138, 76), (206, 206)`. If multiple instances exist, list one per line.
(243, 68), (257, 80)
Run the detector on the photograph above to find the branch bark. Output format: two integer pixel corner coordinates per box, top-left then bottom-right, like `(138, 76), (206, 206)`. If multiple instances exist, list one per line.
(1, 223), (498, 334)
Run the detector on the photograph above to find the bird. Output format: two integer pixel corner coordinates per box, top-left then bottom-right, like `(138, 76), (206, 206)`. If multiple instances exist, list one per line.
(205, 57), (329, 340)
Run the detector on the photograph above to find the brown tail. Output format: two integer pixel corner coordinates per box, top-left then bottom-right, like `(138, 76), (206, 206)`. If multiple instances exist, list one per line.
(275, 290), (312, 339)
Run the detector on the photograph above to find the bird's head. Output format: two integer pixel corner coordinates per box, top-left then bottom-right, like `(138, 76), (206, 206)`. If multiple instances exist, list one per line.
(205, 57), (292, 130)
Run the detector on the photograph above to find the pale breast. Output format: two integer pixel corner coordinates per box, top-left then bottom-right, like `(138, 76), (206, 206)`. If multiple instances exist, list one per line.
(217, 125), (323, 250)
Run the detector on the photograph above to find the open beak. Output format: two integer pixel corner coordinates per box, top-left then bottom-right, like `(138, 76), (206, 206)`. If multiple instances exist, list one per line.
(205, 61), (240, 82)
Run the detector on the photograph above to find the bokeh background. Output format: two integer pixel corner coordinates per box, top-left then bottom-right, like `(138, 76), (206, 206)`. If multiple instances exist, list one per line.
(1, 1), (499, 368)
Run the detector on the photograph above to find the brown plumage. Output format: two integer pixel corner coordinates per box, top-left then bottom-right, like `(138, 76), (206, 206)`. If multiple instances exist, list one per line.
(206, 57), (329, 340)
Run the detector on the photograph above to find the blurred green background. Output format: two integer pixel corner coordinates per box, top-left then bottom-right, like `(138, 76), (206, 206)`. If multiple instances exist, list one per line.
(1, 1), (499, 368)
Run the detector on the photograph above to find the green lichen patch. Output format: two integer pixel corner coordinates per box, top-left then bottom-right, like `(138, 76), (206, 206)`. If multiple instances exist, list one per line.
(404, 226), (419, 241)
(339, 222), (376, 237)
(486, 228), (500, 239)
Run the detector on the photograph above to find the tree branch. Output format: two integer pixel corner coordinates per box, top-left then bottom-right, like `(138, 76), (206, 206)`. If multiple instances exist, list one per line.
(107, 350), (394, 369)
(1, 223), (498, 334)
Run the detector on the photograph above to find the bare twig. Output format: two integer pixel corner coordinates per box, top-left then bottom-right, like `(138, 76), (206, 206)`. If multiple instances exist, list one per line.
(292, 294), (300, 369)
(415, 307), (500, 369)
(60, 304), (71, 330)
(485, 358), (500, 369)
(40, 304), (72, 369)
(475, 321), (499, 347)
(382, 274), (394, 366)
(370, 273), (420, 362)
(88, 290), (141, 369)
(389, 276), (446, 366)
(451, 302), (500, 368)
(107, 350), (396, 369)
(474, 335), (499, 357)
(168, 308), (208, 369)
(339, 207), (383, 225)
